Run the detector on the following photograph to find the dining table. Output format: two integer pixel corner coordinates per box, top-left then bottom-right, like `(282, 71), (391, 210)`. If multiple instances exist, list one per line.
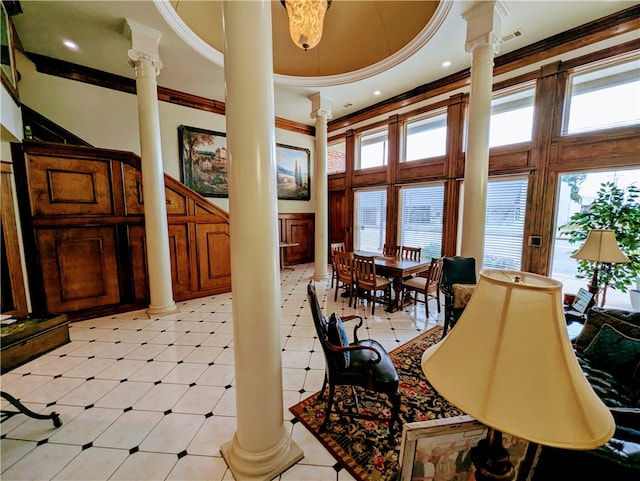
(355, 250), (431, 312)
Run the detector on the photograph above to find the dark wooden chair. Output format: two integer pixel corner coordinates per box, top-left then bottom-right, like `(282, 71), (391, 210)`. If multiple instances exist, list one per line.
(441, 256), (477, 338)
(307, 281), (401, 443)
(383, 244), (401, 258)
(333, 251), (355, 306)
(352, 254), (392, 316)
(400, 245), (421, 261)
(402, 257), (444, 317)
(330, 242), (346, 288)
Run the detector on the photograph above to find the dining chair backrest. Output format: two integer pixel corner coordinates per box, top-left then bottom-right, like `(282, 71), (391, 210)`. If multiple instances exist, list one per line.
(353, 254), (377, 290)
(401, 246), (422, 262)
(330, 242), (345, 259)
(383, 244), (401, 258)
(334, 251), (353, 282)
(427, 256), (444, 286)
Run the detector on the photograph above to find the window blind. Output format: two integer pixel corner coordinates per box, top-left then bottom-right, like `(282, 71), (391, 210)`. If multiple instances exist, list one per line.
(355, 189), (387, 252)
(484, 178), (528, 269)
(400, 184), (444, 260)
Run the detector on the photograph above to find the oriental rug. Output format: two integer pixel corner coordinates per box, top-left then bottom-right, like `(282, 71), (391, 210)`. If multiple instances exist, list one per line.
(289, 325), (463, 481)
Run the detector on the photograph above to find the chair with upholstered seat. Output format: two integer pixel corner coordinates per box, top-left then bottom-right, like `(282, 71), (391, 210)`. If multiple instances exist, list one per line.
(401, 257), (444, 317)
(382, 244), (401, 258)
(330, 242), (346, 288)
(333, 251), (355, 306)
(401, 245), (421, 261)
(352, 254), (392, 316)
(441, 256), (477, 338)
(307, 280), (401, 443)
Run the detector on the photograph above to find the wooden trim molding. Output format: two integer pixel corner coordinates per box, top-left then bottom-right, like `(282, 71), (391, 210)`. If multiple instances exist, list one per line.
(26, 52), (315, 137)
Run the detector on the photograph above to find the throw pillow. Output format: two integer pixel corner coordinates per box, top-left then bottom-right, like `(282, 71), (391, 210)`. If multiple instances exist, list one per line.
(575, 308), (640, 351)
(328, 313), (351, 368)
(452, 283), (476, 309)
(584, 324), (640, 379)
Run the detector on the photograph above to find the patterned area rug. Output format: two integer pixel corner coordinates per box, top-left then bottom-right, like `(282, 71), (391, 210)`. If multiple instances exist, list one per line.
(289, 325), (464, 481)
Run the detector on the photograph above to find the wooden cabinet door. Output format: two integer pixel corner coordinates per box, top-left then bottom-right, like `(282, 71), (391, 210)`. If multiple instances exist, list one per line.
(196, 223), (231, 290)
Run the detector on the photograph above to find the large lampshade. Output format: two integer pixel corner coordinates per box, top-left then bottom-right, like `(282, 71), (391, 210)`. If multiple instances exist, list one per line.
(571, 229), (630, 263)
(281, 0), (330, 51)
(422, 269), (615, 449)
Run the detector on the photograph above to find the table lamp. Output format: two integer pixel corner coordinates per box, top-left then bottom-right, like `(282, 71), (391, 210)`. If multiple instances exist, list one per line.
(421, 269), (615, 481)
(570, 229), (630, 298)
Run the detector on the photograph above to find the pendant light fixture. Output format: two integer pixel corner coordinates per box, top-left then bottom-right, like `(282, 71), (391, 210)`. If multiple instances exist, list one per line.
(281, 0), (331, 51)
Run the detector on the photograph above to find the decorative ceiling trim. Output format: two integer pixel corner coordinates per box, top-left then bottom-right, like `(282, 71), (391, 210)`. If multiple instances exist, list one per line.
(154, 0), (453, 87)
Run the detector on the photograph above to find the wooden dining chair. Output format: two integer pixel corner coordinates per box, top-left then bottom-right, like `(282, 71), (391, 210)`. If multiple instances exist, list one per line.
(330, 242), (346, 288)
(333, 251), (355, 306)
(382, 244), (401, 258)
(401, 245), (422, 261)
(352, 254), (392, 316)
(401, 257), (444, 317)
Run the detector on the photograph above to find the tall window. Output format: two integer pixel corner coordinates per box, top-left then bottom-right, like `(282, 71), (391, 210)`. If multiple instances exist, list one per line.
(355, 189), (387, 252)
(357, 128), (388, 170)
(564, 58), (640, 135)
(483, 177), (528, 269)
(489, 87), (535, 148)
(403, 111), (447, 162)
(328, 140), (346, 174)
(399, 184), (444, 260)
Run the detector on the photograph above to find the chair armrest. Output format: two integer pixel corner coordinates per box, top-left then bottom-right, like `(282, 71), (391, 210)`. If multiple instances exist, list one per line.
(341, 314), (364, 342)
(324, 340), (382, 364)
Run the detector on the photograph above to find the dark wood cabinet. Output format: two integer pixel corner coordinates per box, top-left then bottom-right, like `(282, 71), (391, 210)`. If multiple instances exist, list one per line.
(279, 213), (314, 266)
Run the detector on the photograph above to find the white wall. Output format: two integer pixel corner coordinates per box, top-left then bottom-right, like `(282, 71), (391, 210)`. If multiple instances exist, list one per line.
(15, 51), (315, 214)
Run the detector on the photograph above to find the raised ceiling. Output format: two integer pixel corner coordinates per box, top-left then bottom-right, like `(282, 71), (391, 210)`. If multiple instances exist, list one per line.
(170, 0), (442, 77)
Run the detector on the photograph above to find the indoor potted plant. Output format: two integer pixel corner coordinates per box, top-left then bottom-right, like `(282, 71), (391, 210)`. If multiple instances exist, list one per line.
(559, 181), (640, 308)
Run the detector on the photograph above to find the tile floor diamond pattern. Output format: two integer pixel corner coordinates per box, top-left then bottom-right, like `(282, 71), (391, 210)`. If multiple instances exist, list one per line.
(1, 263), (439, 480)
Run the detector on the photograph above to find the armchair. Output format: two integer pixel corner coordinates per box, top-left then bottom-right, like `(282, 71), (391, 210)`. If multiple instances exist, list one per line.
(441, 256), (476, 338)
(307, 281), (401, 443)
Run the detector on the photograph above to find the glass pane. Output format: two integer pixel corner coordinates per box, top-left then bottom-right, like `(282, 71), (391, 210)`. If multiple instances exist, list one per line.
(551, 168), (640, 310)
(483, 178), (528, 269)
(399, 184), (444, 259)
(355, 189), (387, 252)
(328, 140), (346, 174)
(489, 88), (535, 148)
(404, 112), (447, 162)
(564, 59), (640, 135)
(358, 129), (388, 169)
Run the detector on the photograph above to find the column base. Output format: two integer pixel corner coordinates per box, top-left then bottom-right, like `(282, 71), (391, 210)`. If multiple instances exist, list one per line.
(220, 431), (303, 481)
(313, 271), (331, 282)
(146, 302), (178, 318)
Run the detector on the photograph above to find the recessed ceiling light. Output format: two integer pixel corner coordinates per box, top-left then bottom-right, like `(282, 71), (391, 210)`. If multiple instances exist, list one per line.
(442, 60), (451, 68)
(373, 90), (381, 96)
(63, 39), (79, 51)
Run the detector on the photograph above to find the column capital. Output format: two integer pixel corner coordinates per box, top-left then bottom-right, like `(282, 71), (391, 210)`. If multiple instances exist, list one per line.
(462, 0), (507, 55)
(124, 19), (163, 75)
(309, 93), (333, 121)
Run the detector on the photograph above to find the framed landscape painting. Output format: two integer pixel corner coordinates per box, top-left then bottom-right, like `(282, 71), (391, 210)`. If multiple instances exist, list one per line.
(276, 143), (310, 201)
(178, 125), (228, 197)
(398, 415), (540, 481)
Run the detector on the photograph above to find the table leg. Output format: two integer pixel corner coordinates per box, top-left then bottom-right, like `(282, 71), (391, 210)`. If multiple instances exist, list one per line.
(385, 278), (404, 312)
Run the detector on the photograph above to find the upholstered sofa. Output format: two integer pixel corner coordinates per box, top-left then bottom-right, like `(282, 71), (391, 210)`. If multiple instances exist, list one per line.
(534, 307), (640, 480)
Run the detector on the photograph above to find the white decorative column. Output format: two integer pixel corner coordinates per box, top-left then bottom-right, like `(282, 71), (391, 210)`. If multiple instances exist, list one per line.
(125, 19), (177, 316)
(220, 1), (303, 480)
(310, 93), (332, 282)
(460, 1), (506, 269)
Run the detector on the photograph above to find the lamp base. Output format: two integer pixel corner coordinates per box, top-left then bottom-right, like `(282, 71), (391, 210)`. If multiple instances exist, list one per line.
(471, 429), (515, 481)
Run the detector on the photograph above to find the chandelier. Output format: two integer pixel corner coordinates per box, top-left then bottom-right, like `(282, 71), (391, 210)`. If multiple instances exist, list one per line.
(281, 0), (332, 51)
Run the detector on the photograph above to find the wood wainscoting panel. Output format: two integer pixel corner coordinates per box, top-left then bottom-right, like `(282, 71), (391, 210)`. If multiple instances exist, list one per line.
(279, 213), (314, 266)
(29, 155), (113, 216)
(128, 225), (149, 301)
(37, 226), (120, 312)
(196, 223), (231, 291)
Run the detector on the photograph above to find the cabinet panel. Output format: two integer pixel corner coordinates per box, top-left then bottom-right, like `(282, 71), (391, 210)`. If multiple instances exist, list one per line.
(196, 223), (231, 290)
(29, 155), (113, 216)
(37, 226), (120, 312)
(279, 214), (314, 265)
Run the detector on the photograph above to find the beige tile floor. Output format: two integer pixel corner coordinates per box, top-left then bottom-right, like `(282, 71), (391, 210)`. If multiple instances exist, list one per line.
(1, 263), (441, 481)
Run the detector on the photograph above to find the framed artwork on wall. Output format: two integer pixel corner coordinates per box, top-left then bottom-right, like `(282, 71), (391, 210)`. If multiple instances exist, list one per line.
(276, 143), (310, 201)
(178, 125), (228, 198)
(398, 415), (540, 481)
